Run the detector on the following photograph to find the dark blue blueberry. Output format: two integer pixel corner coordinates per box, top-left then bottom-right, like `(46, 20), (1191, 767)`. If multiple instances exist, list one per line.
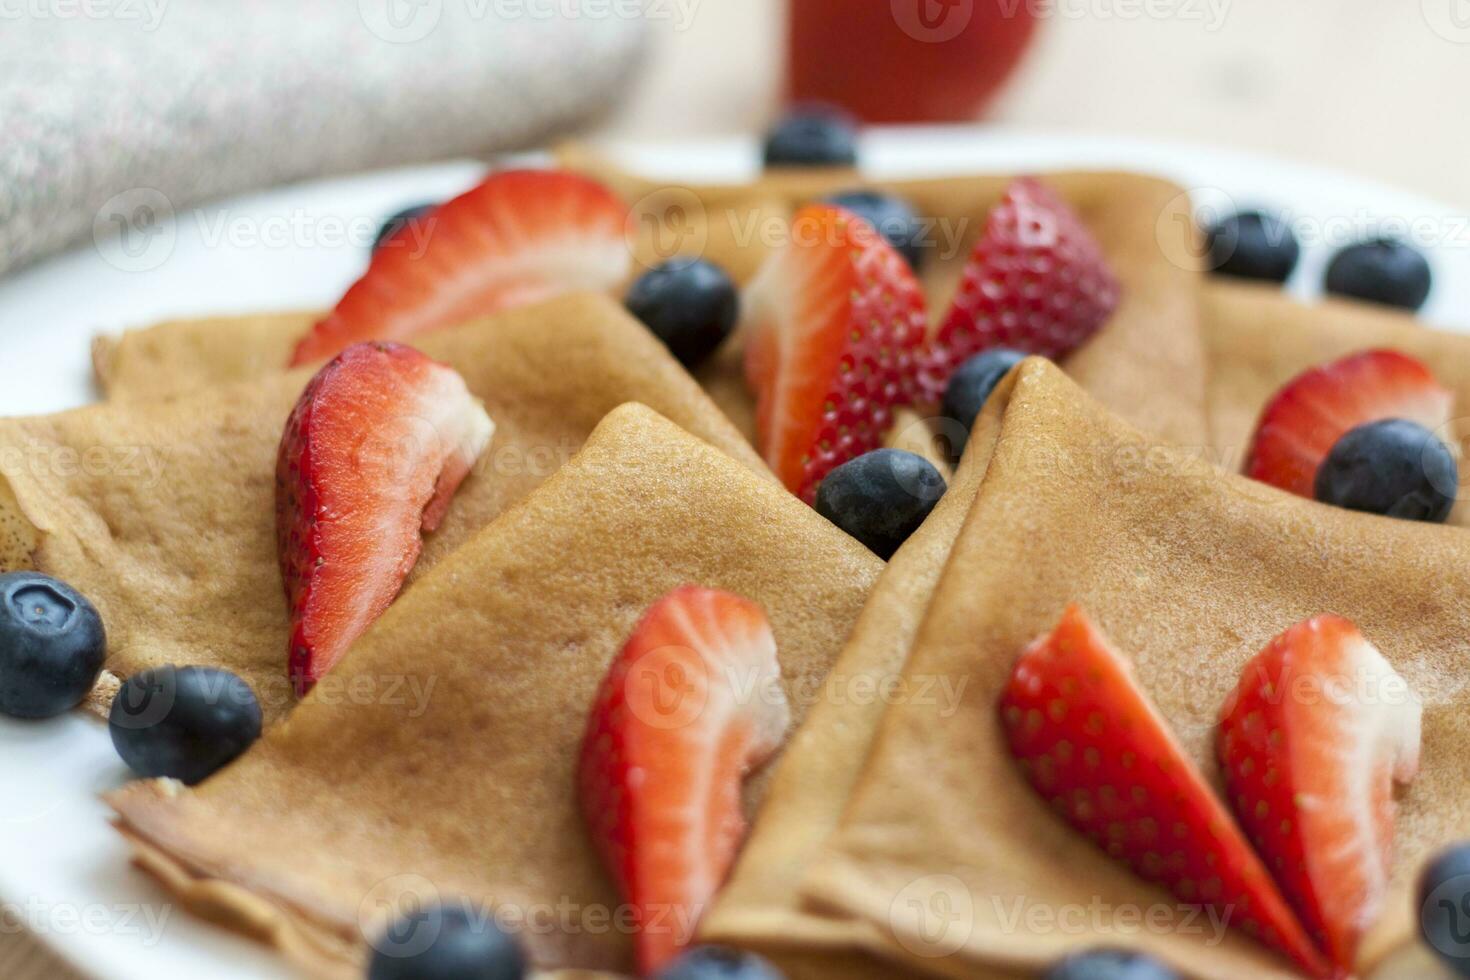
(1043, 948), (1181, 980)
(1326, 238), (1432, 310)
(109, 666), (262, 785)
(942, 349), (1027, 459)
(763, 107), (858, 168)
(1204, 210), (1300, 283)
(1420, 843), (1470, 977)
(1314, 418), (1456, 523)
(823, 190), (927, 270)
(652, 945), (785, 980)
(0, 572), (106, 719)
(373, 203), (438, 253)
(815, 449), (946, 560)
(368, 901), (526, 980)
(625, 258), (739, 368)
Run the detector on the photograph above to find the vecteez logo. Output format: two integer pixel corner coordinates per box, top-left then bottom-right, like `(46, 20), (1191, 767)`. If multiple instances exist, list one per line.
(1423, 0), (1470, 42)
(892, 0), (974, 43)
(359, 0), (443, 43)
(889, 874), (975, 958)
(93, 188), (176, 273)
(0, 0), (169, 31)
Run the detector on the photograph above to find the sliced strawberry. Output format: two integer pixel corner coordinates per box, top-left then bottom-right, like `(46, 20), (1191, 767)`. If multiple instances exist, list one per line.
(1245, 349), (1453, 497)
(291, 170), (630, 366)
(999, 605), (1332, 977)
(1219, 615), (1421, 972)
(917, 177), (1120, 402)
(742, 204), (928, 502)
(578, 586), (791, 975)
(276, 342), (494, 694)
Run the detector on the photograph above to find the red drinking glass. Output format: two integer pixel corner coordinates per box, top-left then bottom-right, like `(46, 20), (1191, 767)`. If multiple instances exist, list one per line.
(787, 0), (1040, 123)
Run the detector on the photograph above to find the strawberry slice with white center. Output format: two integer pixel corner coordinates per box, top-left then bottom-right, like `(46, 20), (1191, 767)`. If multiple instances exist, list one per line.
(1000, 605), (1332, 978)
(291, 169), (630, 366)
(1245, 349), (1454, 497)
(578, 586), (791, 975)
(276, 342), (494, 694)
(917, 177), (1121, 403)
(1219, 615), (1421, 972)
(742, 204), (928, 502)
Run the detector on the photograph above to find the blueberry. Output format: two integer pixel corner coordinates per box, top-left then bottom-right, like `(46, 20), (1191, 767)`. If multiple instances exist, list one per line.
(823, 190), (927, 270)
(1326, 238), (1432, 310)
(373, 203), (438, 253)
(1314, 418), (1457, 522)
(815, 449), (946, 560)
(1042, 948), (1181, 980)
(1204, 210), (1300, 283)
(625, 259), (739, 368)
(1419, 843), (1470, 977)
(369, 901), (526, 980)
(941, 349), (1027, 459)
(0, 572), (106, 719)
(109, 666), (262, 785)
(652, 945), (785, 980)
(763, 107), (858, 168)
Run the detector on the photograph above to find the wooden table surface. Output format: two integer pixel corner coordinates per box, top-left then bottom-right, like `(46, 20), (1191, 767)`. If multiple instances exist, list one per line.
(599, 0), (1470, 208)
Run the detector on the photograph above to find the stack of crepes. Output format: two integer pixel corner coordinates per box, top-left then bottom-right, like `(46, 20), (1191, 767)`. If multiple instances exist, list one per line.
(1, 151), (1469, 979)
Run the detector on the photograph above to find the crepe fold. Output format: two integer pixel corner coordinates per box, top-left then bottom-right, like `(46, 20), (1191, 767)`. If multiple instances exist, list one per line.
(0, 295), (763, 719)
(1204, 281), (1470, 526)
(566, 153), (1210, 450)
(695, 381), (999, 980)
(106, 404), (883, 978)
(703, 358), (1470, 980)
(93, 162), (1210, 452)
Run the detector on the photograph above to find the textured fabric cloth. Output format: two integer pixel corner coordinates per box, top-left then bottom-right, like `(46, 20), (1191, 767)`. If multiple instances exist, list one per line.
(0, 0), (648, 275)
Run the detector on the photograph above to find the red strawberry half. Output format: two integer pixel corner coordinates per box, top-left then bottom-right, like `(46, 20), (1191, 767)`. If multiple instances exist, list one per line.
(1219, 615), (1421, 972)
(276, 342), (494, 694)
(742, 204), (928, 502)
(291, 169), (630, 366)
(578, 586), (791, 974)
(1245, 349), (1453, 497)
(999, 605), (1331, 977)
(917, 177), (1120, 402)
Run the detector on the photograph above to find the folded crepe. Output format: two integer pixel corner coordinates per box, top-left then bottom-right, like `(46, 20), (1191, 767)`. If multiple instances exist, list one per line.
(106, 404), (883, 978)
(1205, 281), (1470, 525)
(0, 295), (763, 719)
(720, 358), (1470, 979)
(94, 161), (1210, 451)
(696, 385), (996, 980)
(565, 151), (1210, 450)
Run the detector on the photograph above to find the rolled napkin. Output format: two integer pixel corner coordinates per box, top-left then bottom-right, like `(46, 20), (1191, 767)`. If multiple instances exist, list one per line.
(0, 0), (647, 274)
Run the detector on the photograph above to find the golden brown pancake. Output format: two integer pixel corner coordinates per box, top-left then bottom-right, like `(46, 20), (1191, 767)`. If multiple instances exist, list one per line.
(769, 359), (1470, 978)
(1204, 281), (1470, 525)
(706, 292), (1470, 977)
(567, 152), (1209, 450)
(94, 161), (1209, 451)
(697, 388), (997, 980)
(0, 295), (763, 719)
(107, 404), (883, 978)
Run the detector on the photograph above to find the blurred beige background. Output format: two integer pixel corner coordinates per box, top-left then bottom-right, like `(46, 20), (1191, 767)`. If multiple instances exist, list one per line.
(600, 0), (1470, 207)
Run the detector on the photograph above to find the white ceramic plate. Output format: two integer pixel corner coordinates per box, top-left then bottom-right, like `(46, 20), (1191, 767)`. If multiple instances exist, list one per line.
(1, 130), (1467, 980)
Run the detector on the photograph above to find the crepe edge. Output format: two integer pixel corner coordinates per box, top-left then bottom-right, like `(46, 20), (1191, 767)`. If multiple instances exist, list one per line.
(109, 783), (365, 980)
(94, 401), (866, 979)
(91, 308), (321, 401)
(0, 463), (43, 572)
(791, 359), (1423, 980)
(115, 804), (631, 980)
(699, 367), (1028, 970)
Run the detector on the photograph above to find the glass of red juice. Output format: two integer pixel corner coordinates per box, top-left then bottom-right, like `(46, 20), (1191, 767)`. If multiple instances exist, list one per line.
(787, 0), (1039, 123)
